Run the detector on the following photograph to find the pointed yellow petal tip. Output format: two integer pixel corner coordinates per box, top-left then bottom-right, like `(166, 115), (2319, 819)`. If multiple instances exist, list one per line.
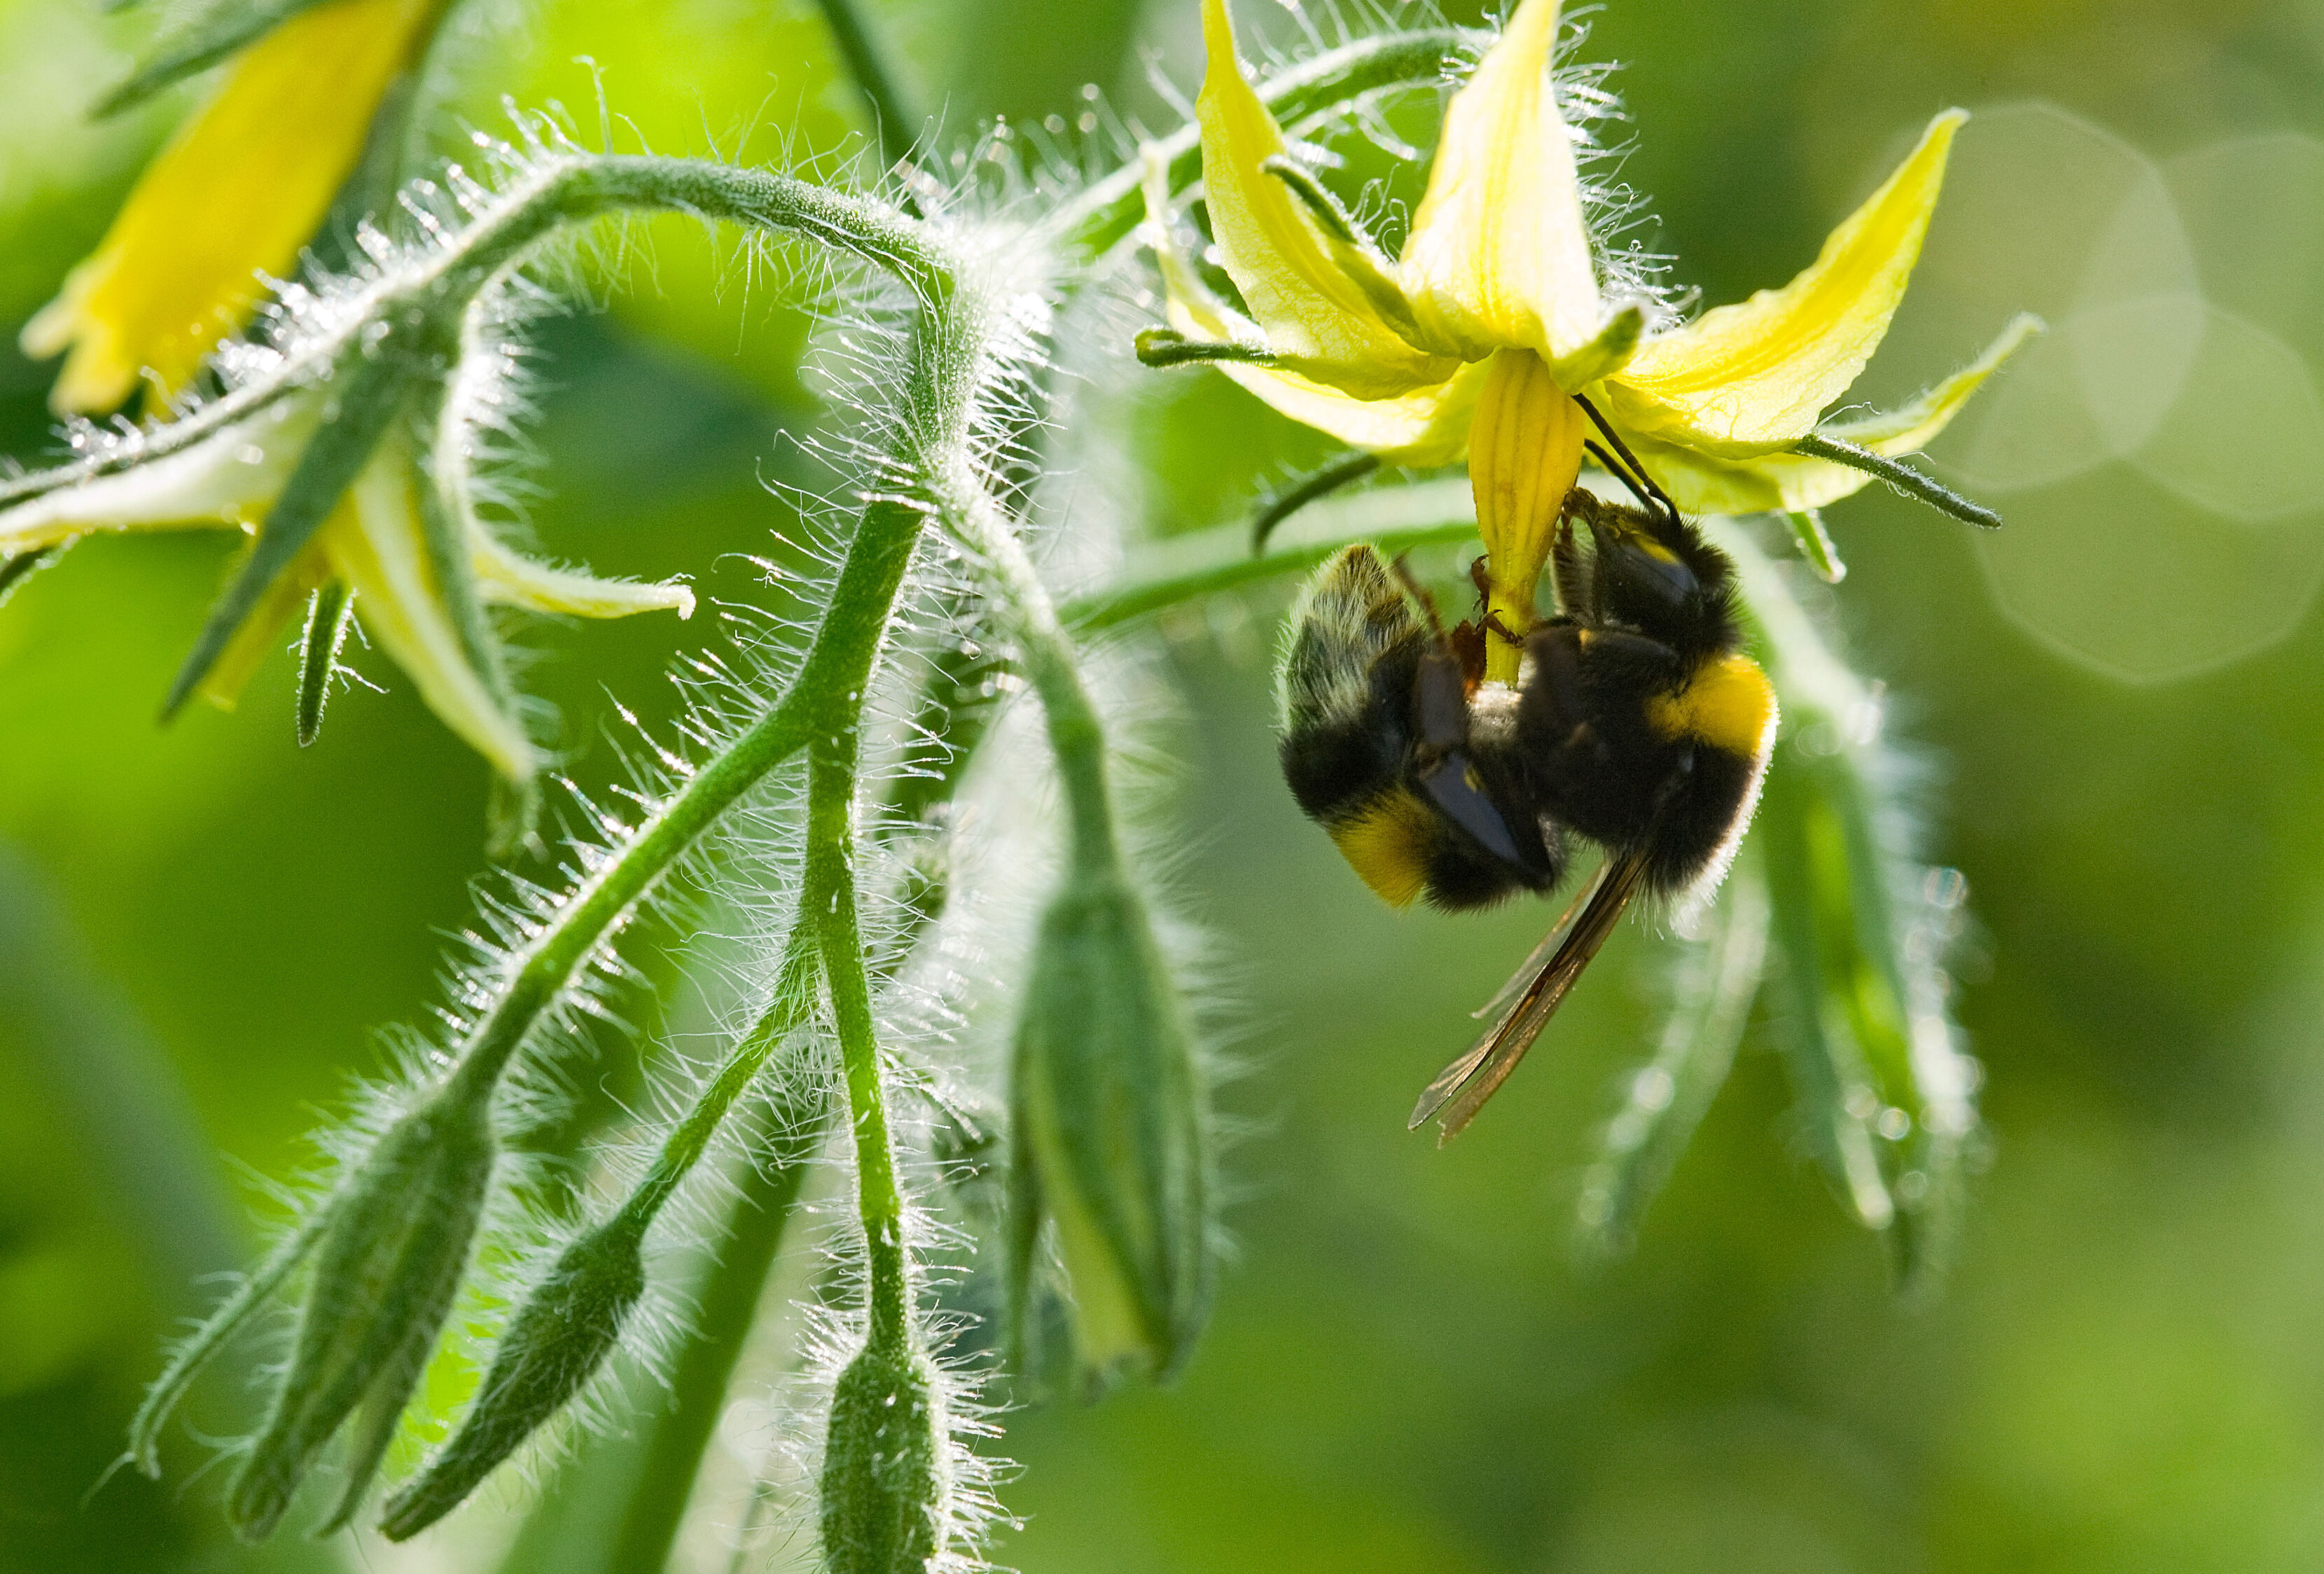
(1194, 0), (1452, 398)
(470, 530), (695, 622)
(1398, 0), (1601, 363)
(29, 0), (440, 417)
(1613, 105), (1971, 455)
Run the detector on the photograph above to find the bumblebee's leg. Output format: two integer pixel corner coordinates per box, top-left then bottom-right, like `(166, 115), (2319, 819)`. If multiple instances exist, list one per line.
(1551, 500), (1593, 621)
(1519, 622), (1590, 749)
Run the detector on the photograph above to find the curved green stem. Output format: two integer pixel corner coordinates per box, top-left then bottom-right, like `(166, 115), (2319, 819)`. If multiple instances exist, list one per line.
(934, 494), (1120, 890)
(809, 744), (914, 1345)
(1045, 25), (1471, 256)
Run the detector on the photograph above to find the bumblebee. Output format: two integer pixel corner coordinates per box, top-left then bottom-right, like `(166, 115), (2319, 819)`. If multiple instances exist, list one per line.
(1276, 447), (1777, 1139)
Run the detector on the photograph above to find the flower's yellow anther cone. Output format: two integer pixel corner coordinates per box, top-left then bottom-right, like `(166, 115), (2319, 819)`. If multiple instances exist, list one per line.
(19, 0), (440, 415)
(1470, 348), (1585, 684)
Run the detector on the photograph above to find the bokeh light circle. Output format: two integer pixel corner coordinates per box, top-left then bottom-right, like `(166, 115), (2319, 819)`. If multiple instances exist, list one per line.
(1893, 104), (2324, 683)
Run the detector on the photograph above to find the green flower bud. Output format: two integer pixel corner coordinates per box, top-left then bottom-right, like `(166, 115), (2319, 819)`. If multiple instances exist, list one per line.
(377, 1211), (648, 1540)
(1008, 868), (1214, 1389)
(819, 1332), (947, 1574)
(225, 1091), (496, 1541)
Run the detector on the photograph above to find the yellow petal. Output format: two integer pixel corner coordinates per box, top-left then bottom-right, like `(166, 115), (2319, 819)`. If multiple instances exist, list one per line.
(472, 529), (696, 620)
(1212, 358), (1483, 466)
(1145, 147), (1482, 464)
(1616, 313), (2039, 515)
(1396, 0), (1603, 365)
(1468, 348), (1584, 681)
(1611, 109), (1968, 455)
(1196, 0), (1454, 400)
(20, 0), (440, 415)
(321, 443), (534, 781)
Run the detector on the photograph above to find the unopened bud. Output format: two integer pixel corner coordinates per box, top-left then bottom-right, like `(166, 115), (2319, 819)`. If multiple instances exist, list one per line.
(225, 1092), (496, 1540)
(377, 1211), (647, 1540)
(1008, 868), (1214, 1389)
(819, 1332), (947, 1574)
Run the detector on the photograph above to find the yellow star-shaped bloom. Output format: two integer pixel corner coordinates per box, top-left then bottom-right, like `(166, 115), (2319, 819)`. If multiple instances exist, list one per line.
(1146, 0), (2032, 679)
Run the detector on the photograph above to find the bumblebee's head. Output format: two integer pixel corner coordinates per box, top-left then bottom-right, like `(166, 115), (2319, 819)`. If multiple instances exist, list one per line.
(1569, 492), (1741, 657)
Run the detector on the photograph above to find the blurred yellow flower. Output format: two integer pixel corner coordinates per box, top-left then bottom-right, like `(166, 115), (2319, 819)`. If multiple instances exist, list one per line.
(20, 0), (443, 415)
(0, 398), (694, 780)
(1147, 0), (2030, 677)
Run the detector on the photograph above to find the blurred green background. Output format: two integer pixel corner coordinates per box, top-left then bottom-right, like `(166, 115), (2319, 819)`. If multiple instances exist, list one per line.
(6, 0), (2324, 1568)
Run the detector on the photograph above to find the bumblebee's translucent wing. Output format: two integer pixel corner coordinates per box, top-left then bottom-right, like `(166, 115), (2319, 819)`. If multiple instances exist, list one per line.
(1470, 867), (1604, 1020)
(1409, 852), (1649, 1142)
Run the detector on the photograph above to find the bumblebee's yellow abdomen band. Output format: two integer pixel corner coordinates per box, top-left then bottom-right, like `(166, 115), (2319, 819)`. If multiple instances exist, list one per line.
(1646, 654), (1777, 759)
(1328, 789), (1436, 907)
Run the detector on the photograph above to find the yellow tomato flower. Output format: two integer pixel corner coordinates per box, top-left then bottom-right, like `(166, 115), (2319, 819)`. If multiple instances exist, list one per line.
(1147, 0), (2033, 680)
(0, 396), (694, 781)
(19, 0), (443, 415)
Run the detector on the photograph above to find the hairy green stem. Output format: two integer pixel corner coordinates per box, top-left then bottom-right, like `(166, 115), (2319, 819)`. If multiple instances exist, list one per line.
(809, 0), (920, 170)
(1066, 515), (1478, 631)
(933, 478), (1117, 878)
(1791, 434), (2003, 530)
(620, 914), (826, 1235)
(809, 745), (914, 1345)
(604, 1016), (830, 1574)
(0, 153), (952, 512)
(1046, 25), (1470, 255)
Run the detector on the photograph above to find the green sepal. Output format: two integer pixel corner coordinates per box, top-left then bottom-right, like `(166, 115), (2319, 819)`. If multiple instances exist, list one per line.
(162, 347), (417, 721)
(295, 581), (354, 748)
(224, 1090), (496, 1540)
(378, 1213), (648, 1540)
(1783, 508), (1846, 583)
(125, 1206), (331, 1477)
(818, 1330), (945, 1574)
(0, 544), (64, 609)
(1552, 302), (1646, 392)
(415, 447), (536, 852)
(91, 0), (344, 118)
(1134, 328), (1279, 369)
(1790, 433), (2003, 530)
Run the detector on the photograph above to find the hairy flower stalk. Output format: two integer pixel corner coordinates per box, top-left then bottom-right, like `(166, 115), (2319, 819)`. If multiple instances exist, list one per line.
(810, 741), (954, 1573)
(104, 152), (993, 1533)
(933, 475), (1218, 1385)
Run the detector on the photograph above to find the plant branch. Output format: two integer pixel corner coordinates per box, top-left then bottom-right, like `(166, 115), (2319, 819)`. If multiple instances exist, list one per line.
(809, 744), (914, 1345)
(1045, 25), (1470, 256)
(601, 933), (831, 1573)
(809, 0), (920, 171)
